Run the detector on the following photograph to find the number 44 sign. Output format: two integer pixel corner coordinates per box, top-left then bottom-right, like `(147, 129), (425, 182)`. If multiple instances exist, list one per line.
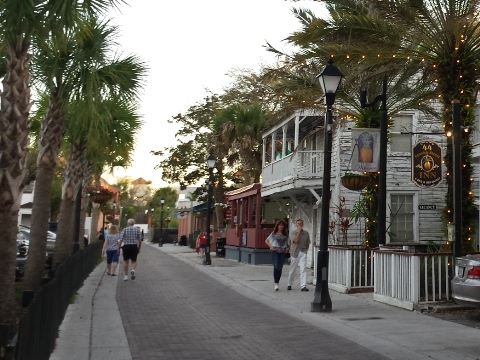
(412, 141), (443, 188)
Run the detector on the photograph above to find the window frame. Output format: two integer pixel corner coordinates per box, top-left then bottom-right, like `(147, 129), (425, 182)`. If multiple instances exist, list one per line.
(387, 192), (419, 243)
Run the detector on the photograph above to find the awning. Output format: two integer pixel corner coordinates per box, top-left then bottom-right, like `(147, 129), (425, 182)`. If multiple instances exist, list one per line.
(192, 202), (207, 212)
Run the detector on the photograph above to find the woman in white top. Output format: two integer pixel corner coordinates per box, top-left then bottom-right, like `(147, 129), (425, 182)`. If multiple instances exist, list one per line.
(102, 225), (122, 275)
(265, 220), (290, 291)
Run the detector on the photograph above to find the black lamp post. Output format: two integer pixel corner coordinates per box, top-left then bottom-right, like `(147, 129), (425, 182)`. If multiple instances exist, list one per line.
(204, 151), (216, 265)
(311, 59), (343, 313)
(72, 186), (82, 254)
(159, 198), (165, 247)
(452, 99), (463, 259)
(112, 200), (117, 226)
(360, 77), (388, 245)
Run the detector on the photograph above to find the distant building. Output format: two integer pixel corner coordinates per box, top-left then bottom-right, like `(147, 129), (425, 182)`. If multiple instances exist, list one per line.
(130, 177), (150, 199)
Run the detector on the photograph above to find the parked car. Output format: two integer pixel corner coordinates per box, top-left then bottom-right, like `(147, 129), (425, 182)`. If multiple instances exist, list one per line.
(19, 225), (56, 254)
(15, 226), (57, 279)
(451, 254), (480, 308)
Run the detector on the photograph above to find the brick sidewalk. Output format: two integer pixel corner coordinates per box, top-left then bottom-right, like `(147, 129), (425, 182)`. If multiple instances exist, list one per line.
(116, 244), (388, 360)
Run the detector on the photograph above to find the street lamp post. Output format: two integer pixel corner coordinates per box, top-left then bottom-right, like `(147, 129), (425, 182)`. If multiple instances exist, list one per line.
(360, 77), (388, 245)
(159, 198), (165, 247)
(150, 208), (155, 229)
(165, 217), (171, 243)
(311, 59), (343, 313)
(204, 151), (216, 266)
(452, 99), (463, 259)
(112, 201), (117, 226)
(72, 186), (82, 254)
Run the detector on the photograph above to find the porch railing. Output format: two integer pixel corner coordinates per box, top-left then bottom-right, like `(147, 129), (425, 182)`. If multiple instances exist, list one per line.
(328, 246), (374, 293)
(373, 250), (453, 310)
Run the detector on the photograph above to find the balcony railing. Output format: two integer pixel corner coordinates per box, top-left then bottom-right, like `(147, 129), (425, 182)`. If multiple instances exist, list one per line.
(262, 151), (324, 187)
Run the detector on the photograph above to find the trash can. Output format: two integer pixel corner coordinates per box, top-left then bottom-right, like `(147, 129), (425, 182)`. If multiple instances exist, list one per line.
(216, 237), (226, 257)
(179, 235), (187, 246)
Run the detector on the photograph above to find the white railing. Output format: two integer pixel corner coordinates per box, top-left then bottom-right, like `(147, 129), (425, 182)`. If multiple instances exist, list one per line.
(262, 154), (296, 186)
(262, 151), (324, 187)
(328, 247), (375, 293)
(297, 151), (324, 178)
(374, 251), (452, 310)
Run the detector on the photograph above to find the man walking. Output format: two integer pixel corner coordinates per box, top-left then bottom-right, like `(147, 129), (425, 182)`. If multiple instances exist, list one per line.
(287, 219), (311, 291)
(118, 218), (142, 281)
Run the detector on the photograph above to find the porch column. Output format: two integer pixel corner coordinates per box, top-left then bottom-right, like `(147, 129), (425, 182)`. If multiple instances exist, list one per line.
(262, 137), (267, 167)
(294, 115), (300, 149)
(271, 133), (275, 162)
(282, 124), (287, 157)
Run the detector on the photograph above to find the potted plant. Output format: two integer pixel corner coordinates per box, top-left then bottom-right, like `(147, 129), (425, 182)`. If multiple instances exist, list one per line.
(341, 171), (369, 191)
(86, 185), (114, 204)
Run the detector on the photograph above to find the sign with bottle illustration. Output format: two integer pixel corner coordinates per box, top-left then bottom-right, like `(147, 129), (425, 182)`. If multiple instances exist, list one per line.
(351, 129), (381, 172)
(412, 141), (442, 188)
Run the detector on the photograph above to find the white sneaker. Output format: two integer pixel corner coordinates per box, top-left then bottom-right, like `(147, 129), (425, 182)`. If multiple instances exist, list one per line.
(123, 276), (128, 281)
(275, 284), (279, 291)
(130, 270), (135, 280)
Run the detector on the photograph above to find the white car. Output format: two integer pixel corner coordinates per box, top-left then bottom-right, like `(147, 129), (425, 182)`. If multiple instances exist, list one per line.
(452, 254), (480, 308)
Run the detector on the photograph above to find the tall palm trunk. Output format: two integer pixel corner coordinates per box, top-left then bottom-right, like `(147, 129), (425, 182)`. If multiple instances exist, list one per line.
(79, 173), (91, 248)
(0, 35), (32, 327)
(54, 140), (86, 265)
(89, 173), (102, 242)
(23, 94), (66, 291)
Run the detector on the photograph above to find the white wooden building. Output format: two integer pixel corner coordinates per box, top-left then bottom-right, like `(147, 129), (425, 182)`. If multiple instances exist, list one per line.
(261, 106), (456, 266)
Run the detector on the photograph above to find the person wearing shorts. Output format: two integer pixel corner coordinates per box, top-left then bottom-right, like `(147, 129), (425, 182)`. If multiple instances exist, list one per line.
(102, 225), (122, 275)
(118, 218), (142, 281)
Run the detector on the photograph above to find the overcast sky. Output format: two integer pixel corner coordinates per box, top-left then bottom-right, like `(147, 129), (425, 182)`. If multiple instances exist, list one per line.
(105, 0), (327, 188)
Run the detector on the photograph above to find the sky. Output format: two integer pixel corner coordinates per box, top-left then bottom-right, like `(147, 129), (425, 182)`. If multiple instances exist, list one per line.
(105, 0), (327, 188)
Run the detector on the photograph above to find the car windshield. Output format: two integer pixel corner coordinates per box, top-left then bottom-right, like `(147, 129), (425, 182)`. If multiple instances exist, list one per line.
(19, 225), (56, 239)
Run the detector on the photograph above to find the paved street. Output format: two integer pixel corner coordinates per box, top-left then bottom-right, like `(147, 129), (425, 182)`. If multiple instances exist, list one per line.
(117, 245), (388, 360)
(52, 243), (480, 360)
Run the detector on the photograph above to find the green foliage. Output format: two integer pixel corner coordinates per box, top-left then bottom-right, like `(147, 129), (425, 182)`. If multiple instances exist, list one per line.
(350, 174), (379, 248)
(148, 187), (179, 228)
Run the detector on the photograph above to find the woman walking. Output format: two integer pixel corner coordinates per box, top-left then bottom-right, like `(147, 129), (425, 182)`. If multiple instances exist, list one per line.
(102, 225), (122, 275)
(265, 220), (289, 291)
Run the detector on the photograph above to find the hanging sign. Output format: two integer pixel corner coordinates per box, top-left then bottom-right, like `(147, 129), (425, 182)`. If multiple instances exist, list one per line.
(412, 141), (443, 188)
(351, 128), (381, 172)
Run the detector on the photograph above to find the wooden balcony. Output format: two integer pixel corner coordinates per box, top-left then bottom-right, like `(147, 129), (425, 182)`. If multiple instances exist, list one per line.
(262, 150), (324, 190)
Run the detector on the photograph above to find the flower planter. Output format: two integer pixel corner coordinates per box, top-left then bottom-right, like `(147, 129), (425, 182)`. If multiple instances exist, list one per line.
(341, 175), (369, 191)
(89, 193), (113, 204)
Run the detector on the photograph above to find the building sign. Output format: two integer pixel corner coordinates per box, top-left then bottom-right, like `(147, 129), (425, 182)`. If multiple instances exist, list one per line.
(412, 141), (442, 188)
(418, 205), (437, 210)
(351, 128), (381, 172)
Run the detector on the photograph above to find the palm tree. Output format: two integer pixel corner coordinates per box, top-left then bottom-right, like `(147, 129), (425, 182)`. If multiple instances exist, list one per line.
(274, 2), (479, 248)
(54, 98), (142, 265)
(213, 103), (267, 185)
(0, 0), (124, 337)
(24, 7), (132, 292)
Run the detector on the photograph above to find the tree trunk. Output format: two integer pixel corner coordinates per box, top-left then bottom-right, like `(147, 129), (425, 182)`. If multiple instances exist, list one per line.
(23, 94), (66, 292)
(54, 141), (86, 264)
(78, 188), (89, 248)
(89, 174), (102, 242)
(0, 36), (32, 327)
(53, 199), (75, 266)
